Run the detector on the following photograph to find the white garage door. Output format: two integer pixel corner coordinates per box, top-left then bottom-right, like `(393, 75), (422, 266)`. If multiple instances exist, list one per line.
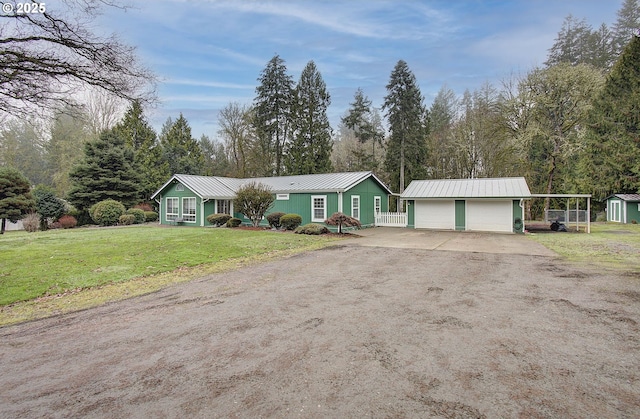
(415, 200), (455, 230)
(467, 200), (512, 232)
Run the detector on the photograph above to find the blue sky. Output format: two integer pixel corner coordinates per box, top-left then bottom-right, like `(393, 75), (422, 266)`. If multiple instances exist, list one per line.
(96, 0), (621, 140)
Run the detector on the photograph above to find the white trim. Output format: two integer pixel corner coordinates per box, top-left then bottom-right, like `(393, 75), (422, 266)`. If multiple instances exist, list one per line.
(351, 195), (360, 220)
(311, 195), (327, 222)
(182, 197), (197, 223)
(610, 200), (621, 222)
(166, 197), (179, 222)
(276, 193), (289, 200)
(337, 192), (343, 213)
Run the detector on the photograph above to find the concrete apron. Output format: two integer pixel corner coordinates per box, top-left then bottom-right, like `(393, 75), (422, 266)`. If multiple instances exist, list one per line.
(346, 227), (557, 257)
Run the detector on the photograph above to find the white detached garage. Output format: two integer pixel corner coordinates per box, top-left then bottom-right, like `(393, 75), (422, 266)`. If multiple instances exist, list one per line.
(401, 177), (531, 233)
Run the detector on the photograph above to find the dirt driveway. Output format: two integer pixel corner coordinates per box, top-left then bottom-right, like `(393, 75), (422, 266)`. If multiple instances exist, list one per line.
(1, 230), (639, 418)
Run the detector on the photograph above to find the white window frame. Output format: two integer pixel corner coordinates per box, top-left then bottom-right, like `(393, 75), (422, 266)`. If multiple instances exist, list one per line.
(276, 193), (289, 200)
(311, 195), (327, 222)
(374, 196), (381, 215)
(351, 195), (360, 220)
(166, 197), (179, 221)
(175, 183), (184, 191)
(182, 197), (196, 223)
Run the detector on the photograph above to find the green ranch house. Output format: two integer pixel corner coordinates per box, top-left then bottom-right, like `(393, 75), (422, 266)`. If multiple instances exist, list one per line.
(151, 171), (392, 229)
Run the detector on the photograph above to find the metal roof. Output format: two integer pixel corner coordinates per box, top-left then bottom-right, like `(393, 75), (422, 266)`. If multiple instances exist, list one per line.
(610, 194), (640, 201)
(151, 171), (391, 199)
(401, 177), (531, 199)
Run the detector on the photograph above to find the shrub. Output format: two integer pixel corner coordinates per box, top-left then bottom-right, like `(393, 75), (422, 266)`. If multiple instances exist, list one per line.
(144, 211), (158, 222)
(22, 213), (39, 232)
(58, 215), (78, 229)
(234, 182), (274, 227)
(294, 223), (329, 235)
(266, 212), (286, 229)
(280, 213), (302, 230)
(126, 208), (146, 224)
(207, 213), (232, 227)
(118, 214), (135, 225)
(325, 212), (361, 233)
(226, 217), (242, 228)
(90, 199), (126, 226)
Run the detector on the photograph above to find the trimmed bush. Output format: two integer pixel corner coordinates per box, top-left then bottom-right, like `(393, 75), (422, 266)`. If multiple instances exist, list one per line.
(126, 208), (146, 224)
(22, 213), (39, 233)
(294, 223), (329, 235)
(280, 213), (302, 230)
(90, 199), (126, 226)
(226, 217), (242, 228)
(207, 213), (232, 227)
(118, 214), (135, 225)
(266, 212), (286, 229)
(144, 211), (158, 222)
(58, 215), (78, 229)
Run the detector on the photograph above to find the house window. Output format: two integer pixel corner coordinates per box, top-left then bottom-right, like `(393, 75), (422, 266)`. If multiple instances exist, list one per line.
(166, 197), (179, 221)
(277, 193), (289, 200)
(351, 195), (360, 220)
(175, 183), (184, 191)
(182, 197), (196, 222)
(374, 196), (381, 215)
(217, 199), (231, 215)
(312, 195), (326, 222)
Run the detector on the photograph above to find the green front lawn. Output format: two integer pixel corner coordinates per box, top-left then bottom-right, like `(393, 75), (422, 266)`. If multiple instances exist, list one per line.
(528, 222), (640, 272)
(0, 225), (338, 306)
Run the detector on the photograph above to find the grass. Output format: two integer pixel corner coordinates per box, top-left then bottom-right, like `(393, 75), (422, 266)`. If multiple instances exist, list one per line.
(528, 222), (640, 272)
(0, 225), (340, 324)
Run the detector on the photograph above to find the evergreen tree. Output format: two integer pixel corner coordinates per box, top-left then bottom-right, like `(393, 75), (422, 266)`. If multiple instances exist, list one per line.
(0, 167), (35, 234)
(253, 54), (295, 176)
(113, 101), (169, 200)
(285, 61), (333, 175)
(612, 0), (640, 57)
(67, 130), (142, 211)
(0, 120), (49, 186)
(579, 34), (640, 198)
(159, 114), (205, 175)
(383, 60), (429, 193)
(427, 85), (458, 178)
(200, 135), (231, 176)
(33, 185), (66, 230)
(342, 88), (385, 171)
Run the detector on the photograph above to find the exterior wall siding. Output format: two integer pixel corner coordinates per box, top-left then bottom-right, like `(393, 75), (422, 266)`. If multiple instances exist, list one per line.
(626, 201), (640, 224)
(455, 200), (465, 231)
(343, 178), (389, 226)
(407, 200), (415, 228)
(513, 200), (524, 233)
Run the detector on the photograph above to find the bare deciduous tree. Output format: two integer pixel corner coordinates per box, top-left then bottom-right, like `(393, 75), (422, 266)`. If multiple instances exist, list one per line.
(0, 0), (155, 117)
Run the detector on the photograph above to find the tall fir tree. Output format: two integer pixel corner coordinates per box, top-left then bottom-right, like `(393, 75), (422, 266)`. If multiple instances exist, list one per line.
(579, 33), (640, 198)
(285, 61), (333, 175)
(342, 88), (385, 172)
(253, 54), (295, 176)
(383, 60), (429, 193)
(159, 114), (205, 175)
(67, 130), (142, 211)
(612, 0), (640, 57)
(113, 101), (169, 200)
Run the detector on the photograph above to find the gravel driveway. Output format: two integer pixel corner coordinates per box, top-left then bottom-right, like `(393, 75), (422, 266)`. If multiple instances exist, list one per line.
(1, 230), (639, 418)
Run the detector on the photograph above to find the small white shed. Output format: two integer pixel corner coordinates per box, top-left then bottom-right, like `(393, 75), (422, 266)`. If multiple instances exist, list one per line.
(401, 177), (531, 233)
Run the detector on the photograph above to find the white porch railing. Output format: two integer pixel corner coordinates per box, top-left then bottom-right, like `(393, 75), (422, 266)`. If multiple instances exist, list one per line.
(375, 212), (407, 227)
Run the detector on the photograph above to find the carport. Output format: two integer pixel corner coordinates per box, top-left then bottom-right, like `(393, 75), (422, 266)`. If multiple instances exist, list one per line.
(401, 177), (531, 234)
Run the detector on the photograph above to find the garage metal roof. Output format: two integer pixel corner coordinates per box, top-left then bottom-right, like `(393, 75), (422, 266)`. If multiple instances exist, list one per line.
(401, 177), (531, 199)
(152, 171), (392, 199)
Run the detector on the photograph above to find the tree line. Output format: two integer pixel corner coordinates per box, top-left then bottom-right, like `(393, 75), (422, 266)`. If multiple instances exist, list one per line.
(1, 0), (639, 222)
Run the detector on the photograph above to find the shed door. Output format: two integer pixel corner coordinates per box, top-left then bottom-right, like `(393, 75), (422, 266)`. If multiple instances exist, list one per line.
(467, 200), (512, 232)
(415, 200), (455, 230)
